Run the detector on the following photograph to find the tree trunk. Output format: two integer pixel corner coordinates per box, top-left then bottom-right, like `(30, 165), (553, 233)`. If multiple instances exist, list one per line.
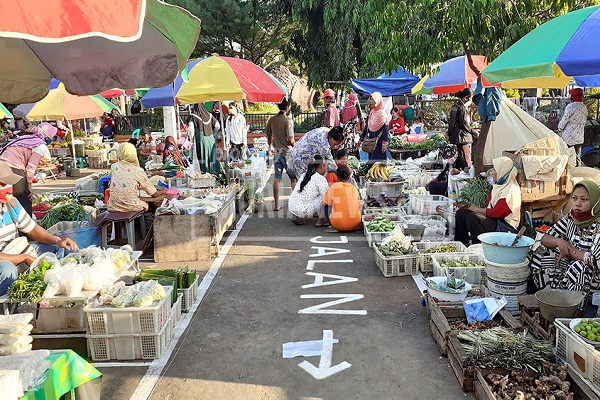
(473, 120), (491, 176)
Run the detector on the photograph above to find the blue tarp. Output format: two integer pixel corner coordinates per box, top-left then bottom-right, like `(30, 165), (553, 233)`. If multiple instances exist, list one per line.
(350, 67), (420, 97)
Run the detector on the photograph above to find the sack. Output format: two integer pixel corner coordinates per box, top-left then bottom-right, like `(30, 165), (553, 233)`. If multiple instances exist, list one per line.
(47, 214), (100, 249)
(361, 130), (383, 154)
(496, 218), (518, 234)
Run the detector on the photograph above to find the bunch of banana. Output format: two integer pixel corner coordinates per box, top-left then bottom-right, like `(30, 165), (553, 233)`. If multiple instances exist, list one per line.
(365, 162), (390, 181)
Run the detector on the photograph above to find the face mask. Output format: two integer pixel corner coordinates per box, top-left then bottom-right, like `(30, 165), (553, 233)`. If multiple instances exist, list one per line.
(464, 99), (472, 107)
(229, 108), (237, 115)
(0, 185), (14, 203)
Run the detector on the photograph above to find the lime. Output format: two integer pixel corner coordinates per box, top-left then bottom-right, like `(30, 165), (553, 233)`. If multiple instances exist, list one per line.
(581, 331), (588, 338)
(590, 333), (597, 341)
(575, 326), (582, 333)
(583, 319), (589, 324)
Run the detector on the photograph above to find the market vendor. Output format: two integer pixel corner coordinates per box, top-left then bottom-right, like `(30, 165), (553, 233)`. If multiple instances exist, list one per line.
(138, 128), (157, 160)
(163, 135), (188, 168)
(0, 162), (78, 296)
(536, 180), (600, 298)
(359, 92), (389, 168)
(454, 156), (521, 245)
(107, 143), (165, 213)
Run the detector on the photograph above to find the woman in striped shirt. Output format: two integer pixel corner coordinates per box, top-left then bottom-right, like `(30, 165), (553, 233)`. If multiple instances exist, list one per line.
(541, 180), (600, 303)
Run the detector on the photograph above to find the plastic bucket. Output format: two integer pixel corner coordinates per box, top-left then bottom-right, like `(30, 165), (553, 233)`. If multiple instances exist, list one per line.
(64, 158), (74, 176)
(486, 287), (521, 316)
(478, 232), (534, 264)
(486, 276), (528, 294)
(484, 258), (531, 283)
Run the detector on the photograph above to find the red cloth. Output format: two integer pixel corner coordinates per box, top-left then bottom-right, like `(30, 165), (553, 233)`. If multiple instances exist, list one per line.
(326, 171), (338, 186)
(389, 117), (405, 134)
(485, 193), (511, 219)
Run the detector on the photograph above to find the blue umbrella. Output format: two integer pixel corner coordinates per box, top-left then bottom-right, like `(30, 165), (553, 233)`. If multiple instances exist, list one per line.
(350, 67), (420, 97)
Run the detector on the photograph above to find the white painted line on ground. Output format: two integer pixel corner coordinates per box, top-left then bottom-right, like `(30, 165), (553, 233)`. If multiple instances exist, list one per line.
(412, 273), (427, 295)
(128, 170), (272, 400)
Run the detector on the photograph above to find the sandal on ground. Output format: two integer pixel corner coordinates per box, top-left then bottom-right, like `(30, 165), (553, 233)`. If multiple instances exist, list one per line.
(273, 205), (283, 211)
(324, 227), (339, 233)
(292, 217), (305, 225)
(315, 219), (328, 227)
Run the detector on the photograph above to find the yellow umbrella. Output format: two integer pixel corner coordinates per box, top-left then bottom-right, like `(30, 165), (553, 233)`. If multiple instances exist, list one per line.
(25, 87), (117, 121)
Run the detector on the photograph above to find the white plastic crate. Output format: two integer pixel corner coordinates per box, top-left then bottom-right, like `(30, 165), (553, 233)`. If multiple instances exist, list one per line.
(84, 286), (173, 335)
(363, 220), (400, 248)
(409, 194), (454, 215)
(413, 241), (468, 272)
(431, 253), (487, 285)
(555, 318), (600, 395)
(172, 294), (182, 324)
(87, 156), (107, 169)
(177, 275), (199, 312)
(86, 313), (173, 361)
(374, 245), (420, 277)
(363, 207), (406, 221)
(399, 215), (447, 240)
(366, 181), (405, 198)
(20, 302), (86, 333)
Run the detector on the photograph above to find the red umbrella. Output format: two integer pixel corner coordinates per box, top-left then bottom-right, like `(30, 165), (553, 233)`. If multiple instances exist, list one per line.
(0, 0), (200, 104)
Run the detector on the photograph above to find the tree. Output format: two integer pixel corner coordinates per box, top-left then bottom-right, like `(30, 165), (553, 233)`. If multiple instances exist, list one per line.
(169, 0), (298, 69)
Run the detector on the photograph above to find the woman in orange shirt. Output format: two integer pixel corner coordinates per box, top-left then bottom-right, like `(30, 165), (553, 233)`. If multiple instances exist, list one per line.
(322, 166), (362, 232)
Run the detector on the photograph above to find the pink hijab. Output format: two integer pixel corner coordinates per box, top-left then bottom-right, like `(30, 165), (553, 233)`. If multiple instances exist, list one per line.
(368, 92), (386, 132)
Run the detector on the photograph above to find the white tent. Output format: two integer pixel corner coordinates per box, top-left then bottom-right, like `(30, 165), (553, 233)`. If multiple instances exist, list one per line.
(484, 97), (576, 166)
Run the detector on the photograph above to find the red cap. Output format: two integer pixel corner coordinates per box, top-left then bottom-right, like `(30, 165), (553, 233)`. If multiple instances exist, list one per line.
(321, 88), (335, 99)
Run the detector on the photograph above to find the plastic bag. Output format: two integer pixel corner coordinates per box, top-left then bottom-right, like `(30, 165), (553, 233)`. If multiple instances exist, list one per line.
(62, 268), (85, 297)
(133, 291), (154, 307)
(0, 314), (33, 334)
(111, 287), (139, 308)
(78, 246), (105, 265)
(145, 280), (166, 301)
(29, 252), (60, 272)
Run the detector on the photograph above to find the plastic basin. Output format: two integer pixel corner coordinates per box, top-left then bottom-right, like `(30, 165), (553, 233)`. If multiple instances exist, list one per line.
(477, 232), (534, 264)
(425, 276), (472, 302)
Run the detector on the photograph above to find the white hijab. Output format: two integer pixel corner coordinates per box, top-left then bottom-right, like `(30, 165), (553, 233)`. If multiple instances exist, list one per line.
(490, 156), (521, 228)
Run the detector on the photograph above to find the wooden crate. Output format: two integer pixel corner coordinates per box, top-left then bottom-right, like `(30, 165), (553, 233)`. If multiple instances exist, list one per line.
(474, 368), (600, 400)
(429, 300), (524, 356)
(448, 336), (474, 392)
(503, 150), (570, 202)
(519, 294), (557, 343)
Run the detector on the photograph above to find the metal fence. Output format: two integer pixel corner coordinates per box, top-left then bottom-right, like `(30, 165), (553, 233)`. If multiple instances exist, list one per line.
(246, 112), (323, 133)
(115, 114), (163, 132)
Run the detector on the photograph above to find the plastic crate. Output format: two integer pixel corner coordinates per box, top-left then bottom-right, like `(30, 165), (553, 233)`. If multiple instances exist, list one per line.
(363, 207), (406, 221)
(366, 181), (405, 198)
(84, 286), (172, 335)
(172, 294), (182, 324)
(363, 219), (400, 248)
(431, 253), (487, 285)
(87, 156), (107, 169)
(399, 215), (447, 241)
(85, 149), (106, 158)
(374, 245), (420, 277)
(86, 313), (173, 361)
(409, 194), (454, 215)
(177, 275), (199, 312)
(413, 241), (468, 272)
(83, 137), (103, 146)
(555, 318), (600, 396)
(19, 302), (87, 333)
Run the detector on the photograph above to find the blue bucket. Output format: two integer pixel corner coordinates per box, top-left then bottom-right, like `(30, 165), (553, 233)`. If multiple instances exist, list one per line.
(477, 232), (534, 264)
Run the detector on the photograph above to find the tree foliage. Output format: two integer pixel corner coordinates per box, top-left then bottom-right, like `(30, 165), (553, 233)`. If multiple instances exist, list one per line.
(286, 0), (599, 84)
(169, 0), (298, 68)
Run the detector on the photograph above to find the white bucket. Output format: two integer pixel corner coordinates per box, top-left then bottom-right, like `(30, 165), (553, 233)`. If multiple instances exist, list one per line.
(486, 276), (528, 295)
(485, 258), (531, 283)
(485, 287), (521, 316)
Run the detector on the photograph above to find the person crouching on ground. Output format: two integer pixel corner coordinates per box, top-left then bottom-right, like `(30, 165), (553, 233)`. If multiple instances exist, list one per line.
(321, 165), (362, 233)
(289, 155), (329, 226)
(326, 148), (349, 186)
(454, 156), (521, 245)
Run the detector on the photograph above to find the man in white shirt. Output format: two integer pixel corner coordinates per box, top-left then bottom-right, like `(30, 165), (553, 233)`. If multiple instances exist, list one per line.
(225, 102), (248, 161)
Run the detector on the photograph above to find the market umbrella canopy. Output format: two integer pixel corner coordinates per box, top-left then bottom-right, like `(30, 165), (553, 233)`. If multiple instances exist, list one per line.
(483, 5), (600, 87)
(0, 0), (201, 104)
(24, 88), (117, 121)
(350, 67), (420, 96)
(141, 56), (288, 108)
(421, 56), (500, 94)
(0, 103), (12, 119)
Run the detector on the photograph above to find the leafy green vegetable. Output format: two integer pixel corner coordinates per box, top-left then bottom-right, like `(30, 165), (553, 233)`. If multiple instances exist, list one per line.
(460, 178), (492, 208)
(7, 261), (54, 303)
(40, 203), (88, 229)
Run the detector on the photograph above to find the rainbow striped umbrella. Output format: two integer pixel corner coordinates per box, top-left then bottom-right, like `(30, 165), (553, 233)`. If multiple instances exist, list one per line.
(484, 5), (600, 87)
(141, 56), (288, 108)
(0, 103), (12, 118)
(23, 87), (117, 121)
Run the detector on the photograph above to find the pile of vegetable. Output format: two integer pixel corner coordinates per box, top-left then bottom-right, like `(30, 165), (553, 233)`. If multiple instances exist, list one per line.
(458, 328), (554, 371)
(366, 216), (395, 233)
(98, 280), (166, 308)
(136, 267), (197, 290)
(438, 259), (487, 268)
(484, 362), (573, 400)
(459, 178), (492, 208)
(40, 203), (87, 229)
(422, 244), (459, 254)
(365, 194), (404, 207)
(448, 319), (505, 331)
(425, 273), (467, 293)
(376, 228), (416, 256)
(573, 319), (600, 341)
(7, 260), (54, 303)
(388, 133), (447, 151)
(347, 156), (360, 171)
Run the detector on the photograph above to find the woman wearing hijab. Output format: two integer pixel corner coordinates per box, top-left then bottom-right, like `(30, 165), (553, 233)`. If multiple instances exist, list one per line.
(359, 92), (389, 167)
(188, 104), (220, 173)
(0, 123), (54, 215)
(454, 156), (521, 245)
(341, 93), (360, 125)
(162, 136), (188, 167)
(559, 88), (589, 165)
(108, 143), (164, 213)
(539, 181), (600, 302)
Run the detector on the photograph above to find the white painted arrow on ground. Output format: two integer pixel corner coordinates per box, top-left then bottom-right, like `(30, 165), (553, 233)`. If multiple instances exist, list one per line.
(298, 330), (351, 379)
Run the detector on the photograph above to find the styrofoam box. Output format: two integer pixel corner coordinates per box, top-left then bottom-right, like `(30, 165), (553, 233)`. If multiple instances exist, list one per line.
(84, 286), (173, 335)
(431, 253), (487, 286)
(555, 318), (600, 396)
(86, 313), (174, 361)
(177, 275), (199, 312)
(413, 241), (468, 273)
(409, 194), (454, 216)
